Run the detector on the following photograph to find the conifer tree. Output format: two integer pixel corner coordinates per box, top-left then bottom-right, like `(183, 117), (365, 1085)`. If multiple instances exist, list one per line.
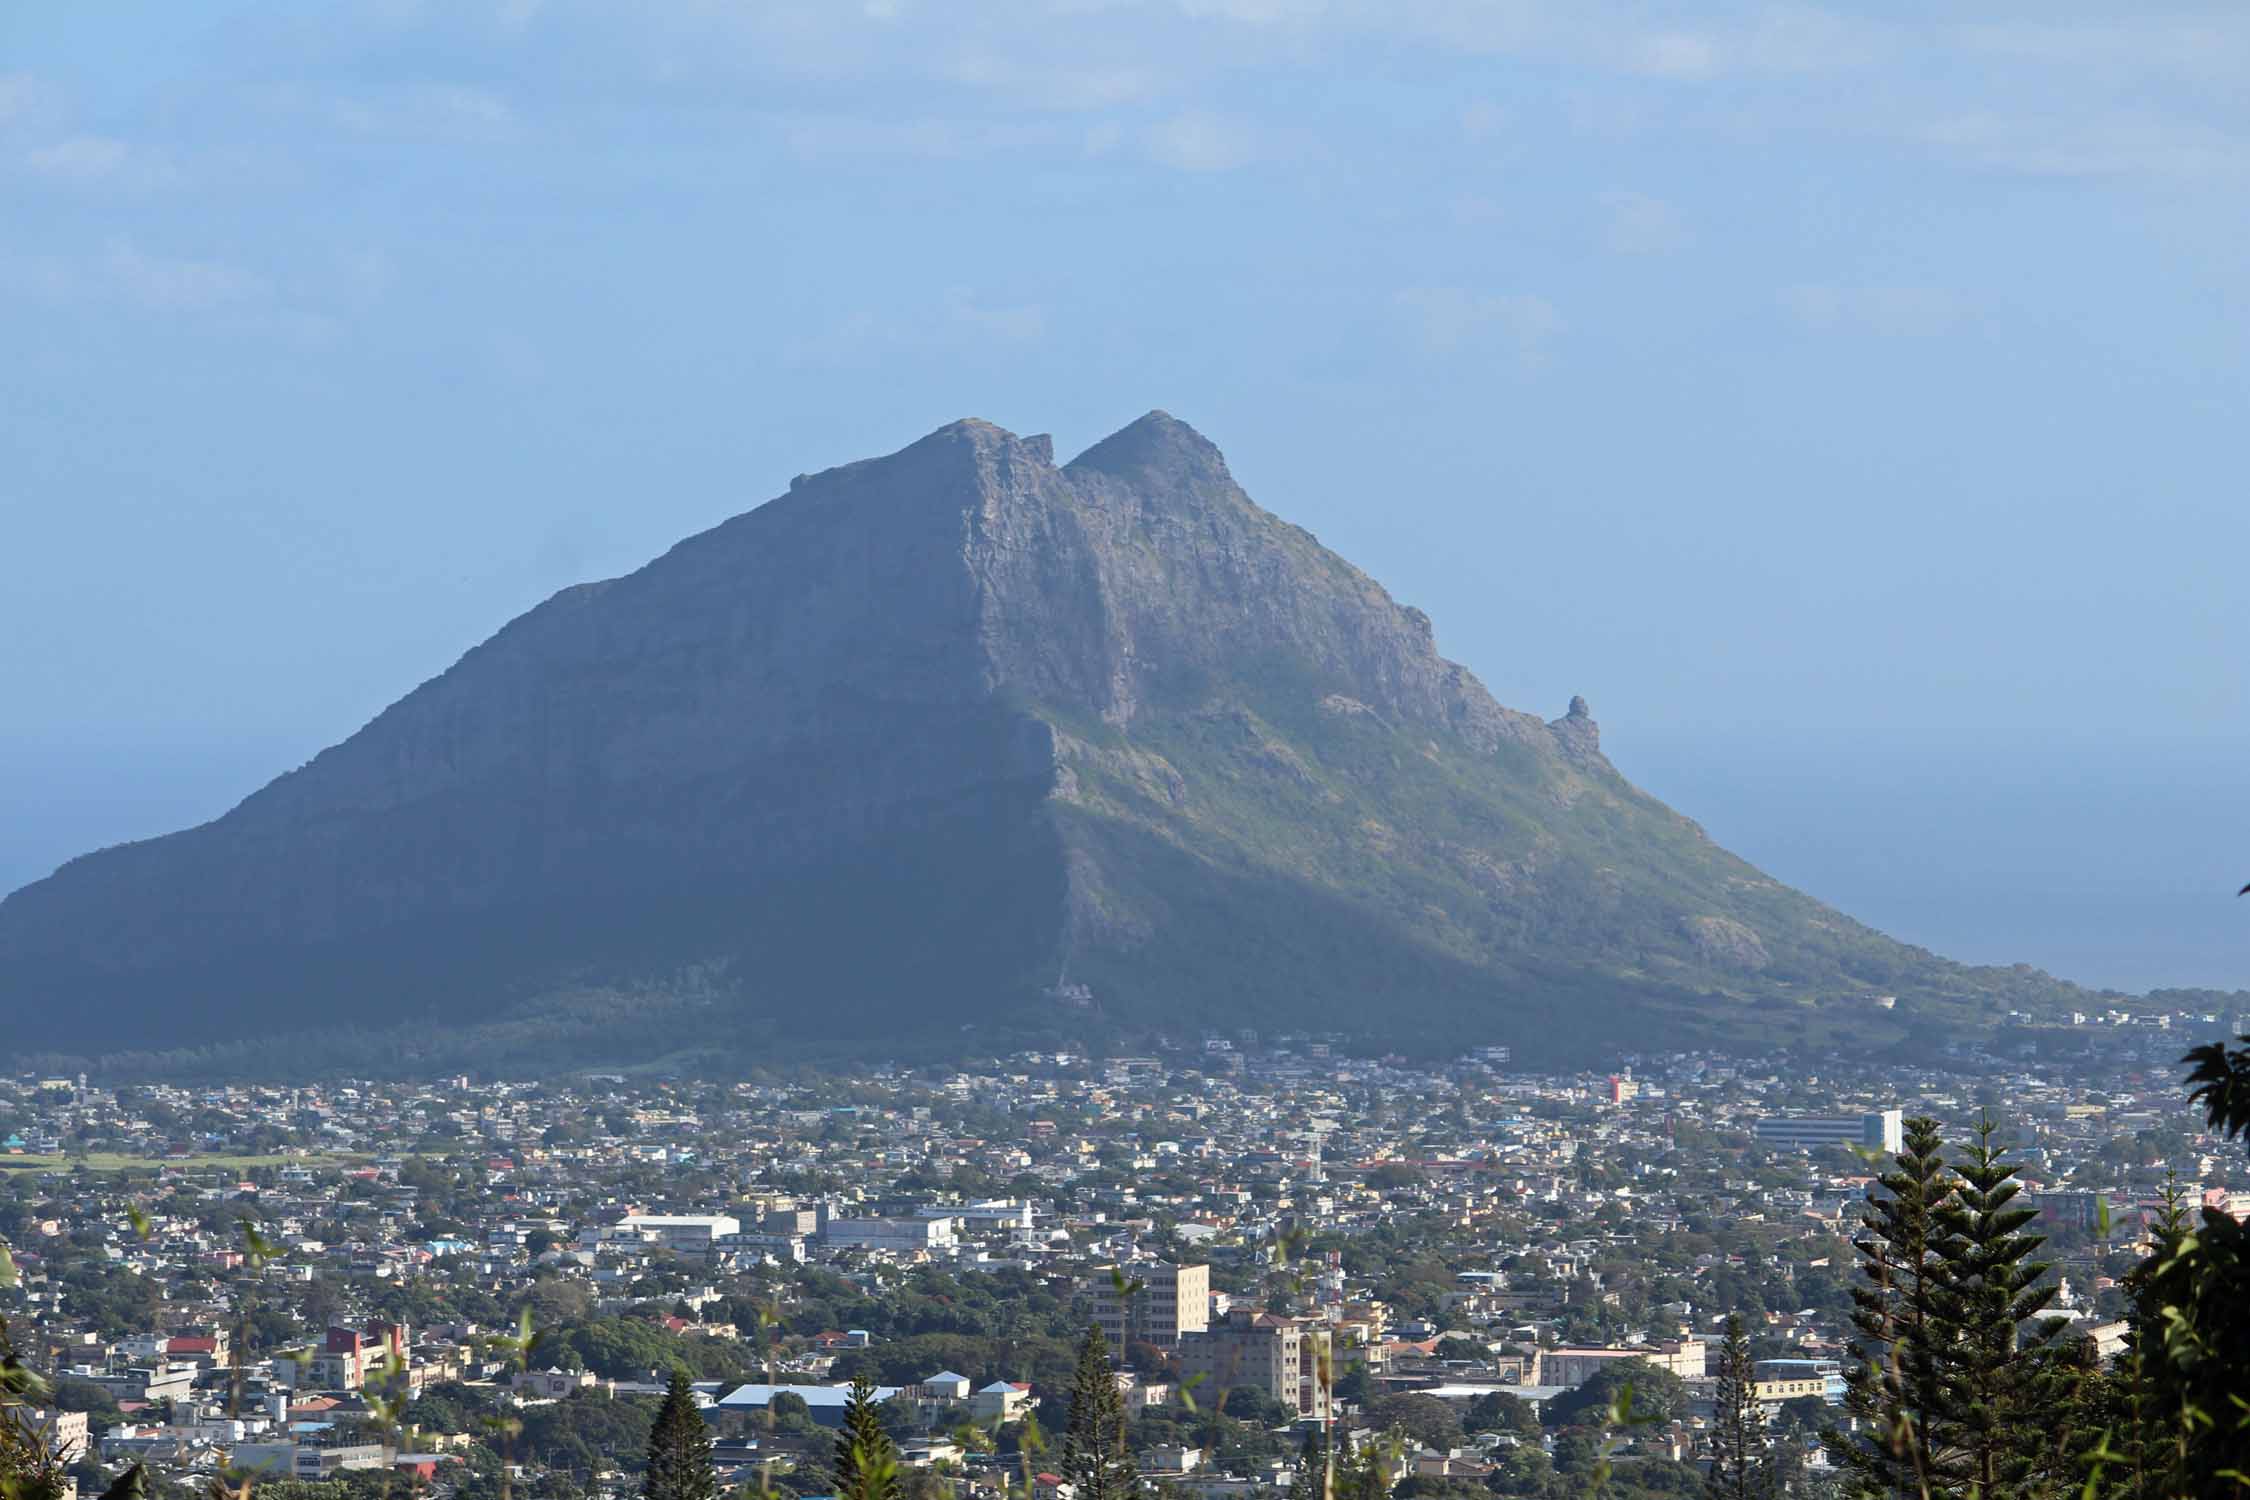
(1924, 1113), (2066, 1500)
(643, 1368), (717, 1500)
(835, 1374), (903, 1500)
(2103, 1182), (2193, 1500)
(2124, 1032), (2250, 1498)
(1815, 1034), (2250, 1500)
(1825, 1115), (1952, 1498)
(2042, 1335), (2114, 1497)
(1060, 1325), (1139, 1500)
(1707, 1314), (1769, 1500)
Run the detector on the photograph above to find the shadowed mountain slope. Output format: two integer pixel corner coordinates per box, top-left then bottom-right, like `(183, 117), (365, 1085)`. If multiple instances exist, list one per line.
(0, 413), (2095, 1071)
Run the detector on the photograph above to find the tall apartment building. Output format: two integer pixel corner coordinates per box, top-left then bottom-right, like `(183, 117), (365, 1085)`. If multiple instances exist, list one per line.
(1175, 1308), (1331, 1421)
(1091, 1261), (1210, 1351)
(1752, 1110), (1903, 1155)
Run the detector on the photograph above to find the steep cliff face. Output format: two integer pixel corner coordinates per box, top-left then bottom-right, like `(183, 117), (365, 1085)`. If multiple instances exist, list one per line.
(1025, 412), (1553, 754)
(0, 413), (2082, 1066)
(4, 419), (1053, 972)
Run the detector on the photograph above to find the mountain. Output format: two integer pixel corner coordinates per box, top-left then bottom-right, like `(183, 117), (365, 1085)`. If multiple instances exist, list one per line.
(0, 413), (2095, 1073)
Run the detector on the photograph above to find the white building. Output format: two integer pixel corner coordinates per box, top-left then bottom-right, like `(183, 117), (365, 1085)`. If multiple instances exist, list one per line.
(715, 1383), (901, 1427)
(1752, 1110), (1902, 1155)
(912, 1371), (972, 1403)
(917, 1200), (1036, 1231)
(615, 1214), (743, 1252)
(971, 1381), (1033, 1423)
(823, 1217), (956, 1255)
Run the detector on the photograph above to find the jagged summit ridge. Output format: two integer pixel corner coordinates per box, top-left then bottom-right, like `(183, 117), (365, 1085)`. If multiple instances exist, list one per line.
(1067, 408), (1232, 485)
(0, 412), (2081, 1068)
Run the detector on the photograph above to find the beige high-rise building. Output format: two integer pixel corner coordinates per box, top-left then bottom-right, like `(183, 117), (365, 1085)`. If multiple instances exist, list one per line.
(1091, 1261), (1210, 1351)
(1176, 1308), (1332, 1421)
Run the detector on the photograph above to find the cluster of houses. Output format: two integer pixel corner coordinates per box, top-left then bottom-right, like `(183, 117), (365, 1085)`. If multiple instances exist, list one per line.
(0, 1029), (2237, 1495)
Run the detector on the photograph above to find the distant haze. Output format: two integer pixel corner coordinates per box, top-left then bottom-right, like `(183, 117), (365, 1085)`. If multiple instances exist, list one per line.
(1621, 733), (2250, 994)
(6, 728), (2243, 996)
(3, 3), (2246, 994)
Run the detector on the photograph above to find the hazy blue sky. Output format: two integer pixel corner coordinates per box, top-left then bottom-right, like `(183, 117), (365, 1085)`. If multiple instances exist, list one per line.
(4, 1), (2246, 992)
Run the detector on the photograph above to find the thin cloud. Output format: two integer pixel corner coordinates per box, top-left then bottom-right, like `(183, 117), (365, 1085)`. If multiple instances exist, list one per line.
(1449, 193), (1505, 225)
(1599, 191), (1687, 254)
(20, 135), (187, 189)
(1952, 18), (2250, 80)
(1145, 111), (1258, 171)
(935, 49), (1156, 111)
(1631, 33), (1720, 78)
(1917, 112), (2250, 181)
(944, 287), (1047, 343)
(102, 238), (266, 311)
(1173, 0), (1334, 22)
(484, 329), (546, 383)
(0, 72), (55, 125)
(1395, 286), (1562, 365)
(333, 246), (397, 305)
(0, 248), (80, 302)
(1457, 100), (1507, 142)
(25, 135), (130, 179)
(1295, 1), (1884, 77)
(328, 82), (520, 143)
(775, 113), (1070, 161)
(0, 237), (311, 330)
(783, 288), (1048, 368)
(1778, 284), (1960, 338)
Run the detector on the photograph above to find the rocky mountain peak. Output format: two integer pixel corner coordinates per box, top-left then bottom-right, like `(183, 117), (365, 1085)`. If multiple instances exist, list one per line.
(1066, 409), (1235, 494)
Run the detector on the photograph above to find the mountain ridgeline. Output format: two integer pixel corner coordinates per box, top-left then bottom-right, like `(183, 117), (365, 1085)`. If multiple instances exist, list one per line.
(0, 414), (2092, 1073)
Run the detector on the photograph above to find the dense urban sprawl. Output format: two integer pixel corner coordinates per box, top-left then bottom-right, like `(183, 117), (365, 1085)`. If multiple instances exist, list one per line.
(2, 1013), (2245, 1500)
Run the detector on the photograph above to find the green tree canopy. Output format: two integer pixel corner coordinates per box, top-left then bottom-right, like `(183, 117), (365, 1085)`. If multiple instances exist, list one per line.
(1541, 1358), (1687, 1431)
(1363, 1392), (1464, 1452)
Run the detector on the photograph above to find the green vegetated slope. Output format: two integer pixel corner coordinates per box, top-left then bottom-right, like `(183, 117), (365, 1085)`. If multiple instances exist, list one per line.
(1036, 673), (2072, 1060)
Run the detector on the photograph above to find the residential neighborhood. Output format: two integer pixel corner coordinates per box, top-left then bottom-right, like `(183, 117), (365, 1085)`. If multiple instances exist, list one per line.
(1, 1021), (2242, 1500)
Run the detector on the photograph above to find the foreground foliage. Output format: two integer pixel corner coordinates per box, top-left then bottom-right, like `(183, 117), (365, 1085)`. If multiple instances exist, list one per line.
(1826, 1033), (2250, 1499)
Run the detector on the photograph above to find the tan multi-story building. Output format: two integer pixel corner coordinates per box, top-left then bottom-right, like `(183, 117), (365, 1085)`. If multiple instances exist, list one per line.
(1092, 1261), (1210, 1351)
(5, 1408), (89, 1465)
(1536, 1338), (1707, 1389)
(1176, 1308), (1332, 1421)
(1751, 1375), (1832, 1409)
